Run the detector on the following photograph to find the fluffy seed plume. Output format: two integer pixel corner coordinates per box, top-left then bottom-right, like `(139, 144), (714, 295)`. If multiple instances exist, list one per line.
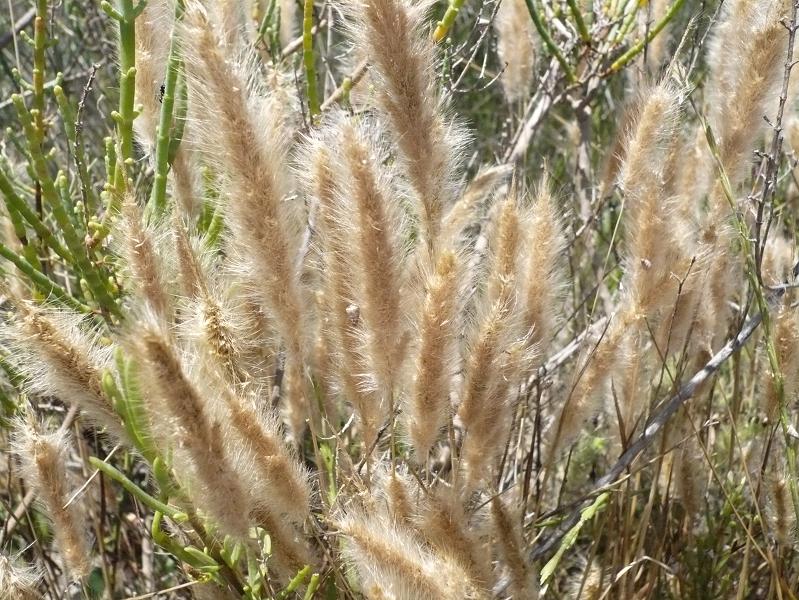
(337, 507), (487, 600)
(135, 325), (251, 538)
(13, 421), (90, 580)
(521, 180), (566, 352)
(405, 250), (462, 460)
(305, 137), (385, 450)
(4, 302), (122, 439)
(221, 386), (311, 524)
(619, 81), (687, 320)
(0, 553), (41, 600)
(495, 0), (536, 103)
(707, 0), (788, 186)
(119, 199), (172, 321)
(767, 475), (796, 547)
(348, 0), (464, 255)
(133, 0), (172, 151)
(182, 4), (309, 430)
(336, 120), (407, 400)
(491, 495), (537, 599)
(765, 302), (799, 419)
(415, 488), (493, 591)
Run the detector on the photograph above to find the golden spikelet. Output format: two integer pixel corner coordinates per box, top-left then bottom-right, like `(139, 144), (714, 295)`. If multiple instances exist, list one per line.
(495, 0), (537, 103)
(133, 0), (171, 151)
(708, 0), (788, 186)
(521, 180), (566, 352)
(182, 5), (309, 431)
(337, 507), (487, 600)
(767, 475), (796, 547)
(348, 0), (464, 254)
(0, 553), (41, 600)
(135, 326), (251, 538)
(487, 195), (523, 306)
(337, 120), (407, 399)
(406, 250), (461, 460)
(442, 165), (512, 250)
(547, 318), (627, 464)
(415, 488), (493, 591)
(5, 302), (123, 439)
(766, 302), (799, 419)
(226, 388), (311, 523)
(307, 139), (384, 450)
(120, 199), (171, 321)
(382, 470), (417, 524)
(13, 421), (90, 580)
(457, 296), (528, 488)
(491, 495), (537, 599)
(618, 81), (694, 335)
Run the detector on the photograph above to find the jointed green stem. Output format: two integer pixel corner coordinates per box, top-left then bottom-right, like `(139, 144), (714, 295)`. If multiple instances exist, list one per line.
(0, 162), (72, 262)
(0, 242), (89, 312)
(610, 0), (687, 72)
(90, 457), (185, 518)
(94, 0), (146, 246)
(32, 0), (48, 136)
(303, 0), (321, 121)
(524, 0), (577, 83)
(433, 0), (466, 43)
(566, 0), (590, 43)
(148, 0), (185, 217)
(54, 85), (98, 214)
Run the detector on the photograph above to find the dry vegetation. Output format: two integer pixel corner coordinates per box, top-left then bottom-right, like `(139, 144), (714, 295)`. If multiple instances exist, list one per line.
(1, 0), (799, 598)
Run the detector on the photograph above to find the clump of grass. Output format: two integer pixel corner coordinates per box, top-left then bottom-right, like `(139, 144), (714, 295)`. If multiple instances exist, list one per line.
(1, 0), (799, 598)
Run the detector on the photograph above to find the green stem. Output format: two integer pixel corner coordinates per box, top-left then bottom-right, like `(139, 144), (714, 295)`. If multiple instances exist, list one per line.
(303, 0), (320, 121)
(303, 573), (321, 600)
(0, 162), (71, 261)
(32, 0), (48, 136)
(89, 456), (185, 519)
(609, 0), (687, 72)
(94, 0), (145, 245)
(148, 0), (185, 217)
(524, 0), (577, 83)
(10, 96), (118, 312)
(113, 1), (139, 180)
(566, 0), (590, 43)
(433, 0), (466, 43)
(54, 85), (98, 215)
(0, 165), (41, 271)
(0, 242), (89, 312)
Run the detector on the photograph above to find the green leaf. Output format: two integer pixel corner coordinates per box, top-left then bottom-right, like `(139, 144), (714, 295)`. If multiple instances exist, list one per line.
(540, 492), (610, 585)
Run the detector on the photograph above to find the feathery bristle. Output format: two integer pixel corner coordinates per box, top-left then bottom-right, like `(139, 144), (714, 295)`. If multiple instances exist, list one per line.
(119, 199), (171, 321)
(133, 0), (172, 152)
(306, 138), (384, 449)
(0, 553), (41, 600)
(415, 488), (493, 591)
(5, 303), (122, 439)
(406, 250), (461, 460)
(337, 120), (407, 398)
(182, 5), (309, 434)
(338, 507), (486, 600)
(491, 495), (537, 599)
(495, 0), (537, 103)
(521, 180), (566, 352)
(13, 421), (90, 580)
(348, 0), (464, 254)
(135, 325), (251, 538)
